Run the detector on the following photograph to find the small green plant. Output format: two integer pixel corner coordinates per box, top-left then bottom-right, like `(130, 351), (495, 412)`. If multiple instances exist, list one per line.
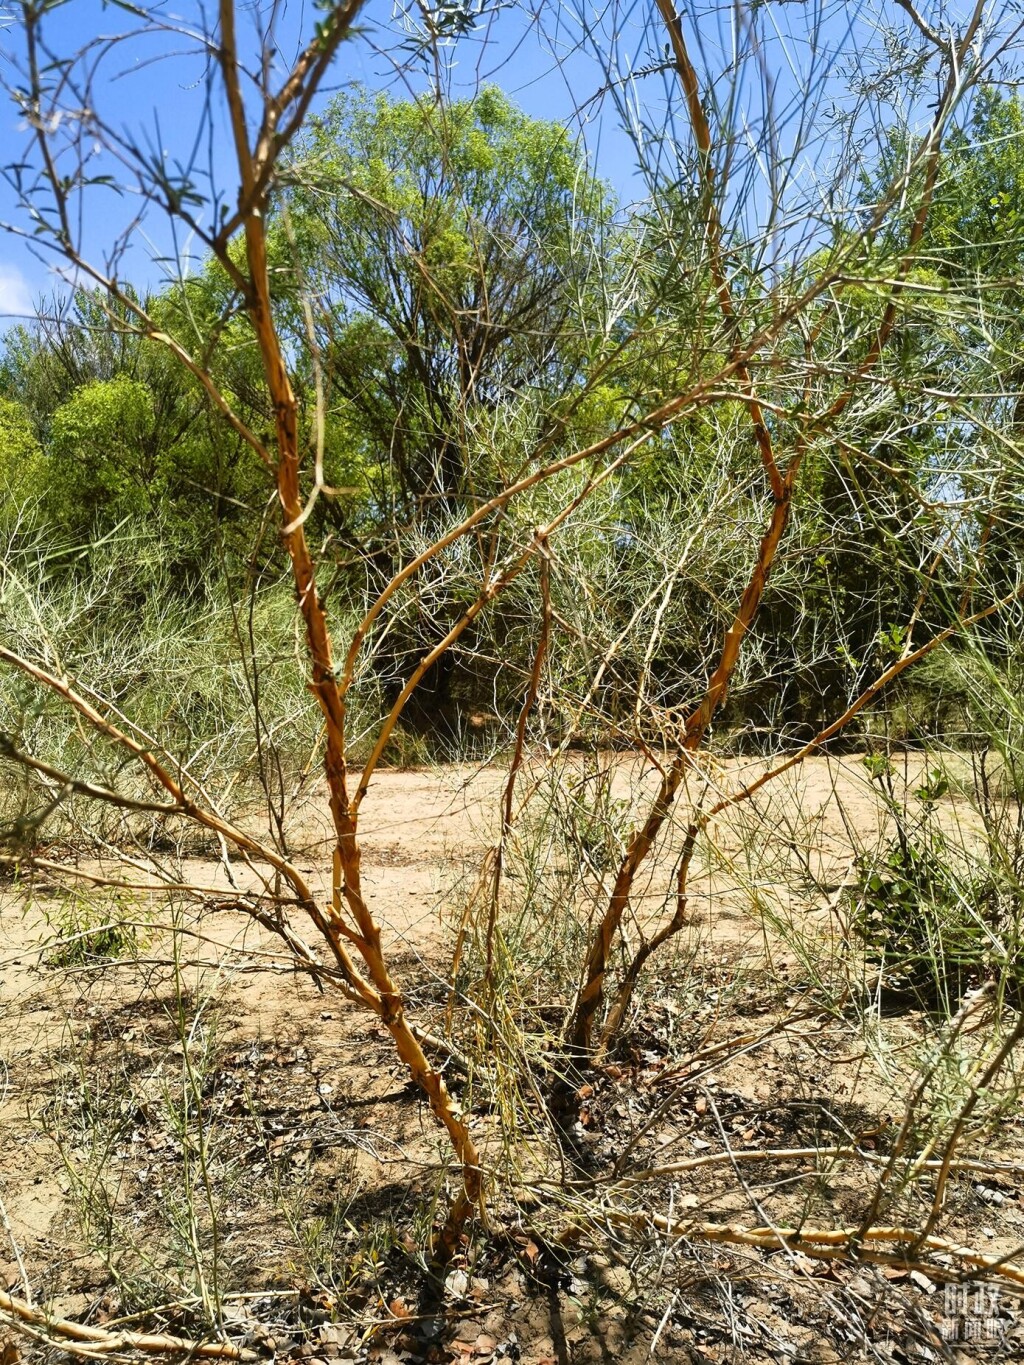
(851, 757), (1019, 1008)
(43, 891), (141, 968)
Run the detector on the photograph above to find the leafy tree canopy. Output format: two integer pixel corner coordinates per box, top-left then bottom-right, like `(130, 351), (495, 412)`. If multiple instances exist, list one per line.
(286, 86), (620, 521)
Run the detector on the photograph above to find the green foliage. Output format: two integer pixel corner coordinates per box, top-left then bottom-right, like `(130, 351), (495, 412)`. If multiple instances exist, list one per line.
(47, 375), (159, 525)
(0, 287), (272, 570)
(851, 757), (1022, 1008)
(43, 891), (141, 968)
(288, 85), (619, 518)
(0, 529), (385, 850)
(561, 759), (633, 874)
(930, 89), (1024, 284)
(0, 395), (45, 505)
(2, 80), (1023, 747)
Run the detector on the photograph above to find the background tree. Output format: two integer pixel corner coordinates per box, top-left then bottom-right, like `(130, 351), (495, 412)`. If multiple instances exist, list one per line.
(0, 287), (271, 569)
(928, 88), (1024, 606)
(289, 87), (617, 521)
(283, 87), (625, 725)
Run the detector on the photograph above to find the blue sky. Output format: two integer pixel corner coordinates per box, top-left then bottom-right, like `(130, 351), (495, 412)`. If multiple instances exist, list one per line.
(0, 0), (991, 322)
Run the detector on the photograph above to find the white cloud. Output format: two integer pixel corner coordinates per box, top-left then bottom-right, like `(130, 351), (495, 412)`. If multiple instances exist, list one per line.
(0, 263), (35, 320)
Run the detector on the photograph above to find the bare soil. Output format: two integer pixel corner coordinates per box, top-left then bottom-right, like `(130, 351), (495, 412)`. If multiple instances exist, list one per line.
(2, 755), (1023, 1364)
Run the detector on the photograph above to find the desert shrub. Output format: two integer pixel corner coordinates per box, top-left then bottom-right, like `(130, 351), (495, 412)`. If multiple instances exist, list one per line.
(43, 891), (142, 968)
(851, 755), (1024, 1008)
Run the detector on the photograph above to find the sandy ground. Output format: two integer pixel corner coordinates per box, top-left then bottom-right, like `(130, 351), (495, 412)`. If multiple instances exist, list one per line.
(2, 752), (1022, 1363)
